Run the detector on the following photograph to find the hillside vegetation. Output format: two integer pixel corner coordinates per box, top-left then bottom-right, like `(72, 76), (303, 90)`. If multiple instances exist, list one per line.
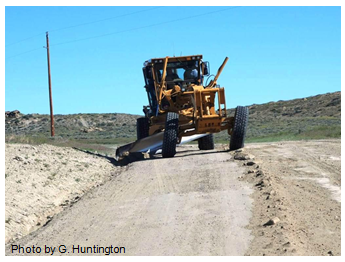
(220, 91), (341, 142)
(5, 91), (341, 150)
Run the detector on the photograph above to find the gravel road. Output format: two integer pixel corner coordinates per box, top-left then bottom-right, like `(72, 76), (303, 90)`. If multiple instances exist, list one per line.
(241, 139), (341, 256)
(5, 139), (341, 256)
(6, 144), (253, 256)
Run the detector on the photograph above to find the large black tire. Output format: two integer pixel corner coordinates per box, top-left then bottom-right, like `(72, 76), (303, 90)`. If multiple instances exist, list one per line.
(136, 117), (149, 140)
(198, 134), (214, 150)
(162, 112), (179, 158)
(230, 106), (249, 151)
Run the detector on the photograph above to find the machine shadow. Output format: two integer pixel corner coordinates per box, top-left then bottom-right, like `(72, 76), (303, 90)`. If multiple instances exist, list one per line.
(72, 147), (127, 167)
(151, 148), (231, 160)
(73, 147), (232, 166)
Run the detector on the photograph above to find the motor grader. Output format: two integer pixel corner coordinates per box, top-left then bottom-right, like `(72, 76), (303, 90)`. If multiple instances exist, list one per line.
(115, 54), (248, 159)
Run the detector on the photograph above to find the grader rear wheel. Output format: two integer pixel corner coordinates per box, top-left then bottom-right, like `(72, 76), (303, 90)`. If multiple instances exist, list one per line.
(198, 134), (214, 150)
(136, 117), (149, 140)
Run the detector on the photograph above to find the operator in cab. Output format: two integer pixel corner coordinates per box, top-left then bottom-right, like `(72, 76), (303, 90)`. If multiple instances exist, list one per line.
(184, 63), (198, 84)
(165, 68), (180, 89)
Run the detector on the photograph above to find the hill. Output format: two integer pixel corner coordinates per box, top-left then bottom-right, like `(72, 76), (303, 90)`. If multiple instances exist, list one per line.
(221, 91), (341, 142)
(5, 91), (341, 148)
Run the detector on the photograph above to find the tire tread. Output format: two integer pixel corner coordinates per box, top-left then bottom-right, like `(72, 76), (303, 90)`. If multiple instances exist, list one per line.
(198, 134), (214, 150)
(162, 112), (179, 158)
(137, 117), (149, 140)
(230, 106), (249, 151)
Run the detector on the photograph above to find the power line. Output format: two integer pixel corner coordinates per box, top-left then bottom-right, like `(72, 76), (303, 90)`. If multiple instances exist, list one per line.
(6, 47), (43, 59)
(49, 6), (162, 33)
(5, 7), (162, 47)
(51, 7), (240, 47)
(6, 7), (241, 59)
(6, 32), (46, 47)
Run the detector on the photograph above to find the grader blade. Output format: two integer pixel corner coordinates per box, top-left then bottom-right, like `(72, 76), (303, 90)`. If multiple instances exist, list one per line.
(115, 133), (207, 161)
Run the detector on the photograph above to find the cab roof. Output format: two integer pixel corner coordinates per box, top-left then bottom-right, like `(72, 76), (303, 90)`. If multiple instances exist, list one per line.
(144, 55), (203, 66)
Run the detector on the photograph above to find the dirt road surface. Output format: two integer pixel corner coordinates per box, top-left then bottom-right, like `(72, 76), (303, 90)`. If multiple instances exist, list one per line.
(241, 139), (341, 256)
(6, 145), (253, 256)
(5, 139), (341, 256)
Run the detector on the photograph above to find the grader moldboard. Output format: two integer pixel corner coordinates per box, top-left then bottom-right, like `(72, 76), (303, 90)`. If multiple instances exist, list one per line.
(115, 55), (248, 160)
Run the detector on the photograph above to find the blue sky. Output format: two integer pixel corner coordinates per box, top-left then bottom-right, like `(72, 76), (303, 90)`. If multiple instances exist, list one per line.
(5, 6), (341, 115)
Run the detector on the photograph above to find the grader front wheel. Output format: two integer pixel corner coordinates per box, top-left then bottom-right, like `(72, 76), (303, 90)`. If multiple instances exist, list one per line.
(230, 106), (249, 151)
(162, 112), (179, 158)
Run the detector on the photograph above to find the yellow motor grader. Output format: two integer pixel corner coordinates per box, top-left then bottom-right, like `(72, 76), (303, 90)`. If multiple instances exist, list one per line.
(115, 55), (248, 159)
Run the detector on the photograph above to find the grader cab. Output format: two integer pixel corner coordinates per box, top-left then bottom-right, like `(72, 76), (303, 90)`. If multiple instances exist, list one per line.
(115, 55), (248, 160)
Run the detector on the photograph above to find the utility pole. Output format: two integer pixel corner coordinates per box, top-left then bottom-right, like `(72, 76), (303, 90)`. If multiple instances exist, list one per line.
(45, 31), (55, 137)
